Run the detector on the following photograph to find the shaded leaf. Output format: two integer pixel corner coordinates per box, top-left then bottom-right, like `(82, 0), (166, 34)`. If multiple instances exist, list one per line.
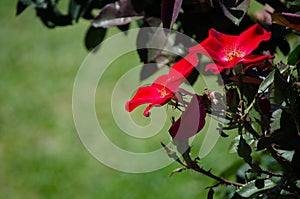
(288, 44), (300, 66)
(16, 1), (29, 15)
(278, 39), (291, 56)
(257, 137), (272, 151)
(161, 0), (173, 28)
(237, 136), (252, 158)
(92, 0), (144, 28)
(117, 24), (130, 32)
(16, 0), (47, 15)
(219, 130), (229, 137)
(273, 69), (288, 104)
(186, 67), (199, 86)
(136, 17), (162, 63)
(140, 56), (170, 81)
(271, 12), (300, 32)
(136, 18), (188, 80)
(85, 26), (106, 51)
(68, 0), (91, 22)
(235, 180), (276, 198)
(35, 2), (72, 28)
(291, 150), (300, 177)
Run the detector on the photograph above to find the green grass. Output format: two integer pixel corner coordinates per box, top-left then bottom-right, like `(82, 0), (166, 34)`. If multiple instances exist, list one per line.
(0, 1), (239, 198)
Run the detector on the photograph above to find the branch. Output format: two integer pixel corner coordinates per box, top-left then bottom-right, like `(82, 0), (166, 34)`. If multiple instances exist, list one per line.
(181, 147), (243, 187)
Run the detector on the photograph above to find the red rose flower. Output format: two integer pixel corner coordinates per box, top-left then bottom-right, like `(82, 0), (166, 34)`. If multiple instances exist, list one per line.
(126, 53), (199, 117)
(169, 95), (206, 140)
(189, 24), (273, 74)
(125, 83), (174, 117)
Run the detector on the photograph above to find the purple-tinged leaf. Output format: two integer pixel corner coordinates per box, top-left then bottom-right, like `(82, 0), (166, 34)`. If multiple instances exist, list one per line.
(92, 0), (144, 28)
(169, 95), (206, 140)
(271, 12), (300, 32)
(161, 0), (173, 28)
(161, 0), (182, 28)
(170, 0), (182, 28)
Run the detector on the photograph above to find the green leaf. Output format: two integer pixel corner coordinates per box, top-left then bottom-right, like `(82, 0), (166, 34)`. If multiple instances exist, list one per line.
(258, 70), (275, 93)
(84, 26), (106, 51)
(229, 134), (254, 154)
(238, 136), (252, 158)
(235, 180), (276, 198)
(277, 149), (295, 162)
(211, 0), (251, 25)
(270, 109), (282, 133)
(288, 44), (300, 66)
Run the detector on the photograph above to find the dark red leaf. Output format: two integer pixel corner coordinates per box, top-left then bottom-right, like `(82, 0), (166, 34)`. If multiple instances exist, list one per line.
(169, 95), (206, 140)
(161, 0), (182, 28)
(271, 12), (300, 32)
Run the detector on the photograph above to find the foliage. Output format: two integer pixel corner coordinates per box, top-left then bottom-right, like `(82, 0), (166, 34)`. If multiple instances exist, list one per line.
(16, 0), (300, 198)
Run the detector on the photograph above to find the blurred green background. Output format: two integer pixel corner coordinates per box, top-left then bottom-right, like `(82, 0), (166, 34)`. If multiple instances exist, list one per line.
(0, 1), (240, 198)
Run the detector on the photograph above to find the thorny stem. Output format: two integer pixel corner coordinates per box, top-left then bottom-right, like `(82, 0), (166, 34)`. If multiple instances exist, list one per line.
(181, 147), (244, 187)
(235, 64), (245, 115)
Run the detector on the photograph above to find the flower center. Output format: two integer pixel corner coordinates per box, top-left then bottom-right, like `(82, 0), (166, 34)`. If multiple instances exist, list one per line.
(158, 88), (168, 97)
(225, 49), (244, 61)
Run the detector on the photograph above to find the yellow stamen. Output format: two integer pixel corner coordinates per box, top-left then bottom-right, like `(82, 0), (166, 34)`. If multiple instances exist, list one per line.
(225, 49), (244, 61)
(159, 88), (168, 97)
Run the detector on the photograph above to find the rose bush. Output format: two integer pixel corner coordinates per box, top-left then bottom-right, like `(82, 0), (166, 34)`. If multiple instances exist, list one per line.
(17, 0), (300, 198)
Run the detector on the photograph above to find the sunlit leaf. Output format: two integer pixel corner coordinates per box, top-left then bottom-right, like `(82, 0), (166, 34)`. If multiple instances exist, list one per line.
(235, 180), (276, 198)
(237, 136), (252, 158)
(258, 70), (275, 93)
